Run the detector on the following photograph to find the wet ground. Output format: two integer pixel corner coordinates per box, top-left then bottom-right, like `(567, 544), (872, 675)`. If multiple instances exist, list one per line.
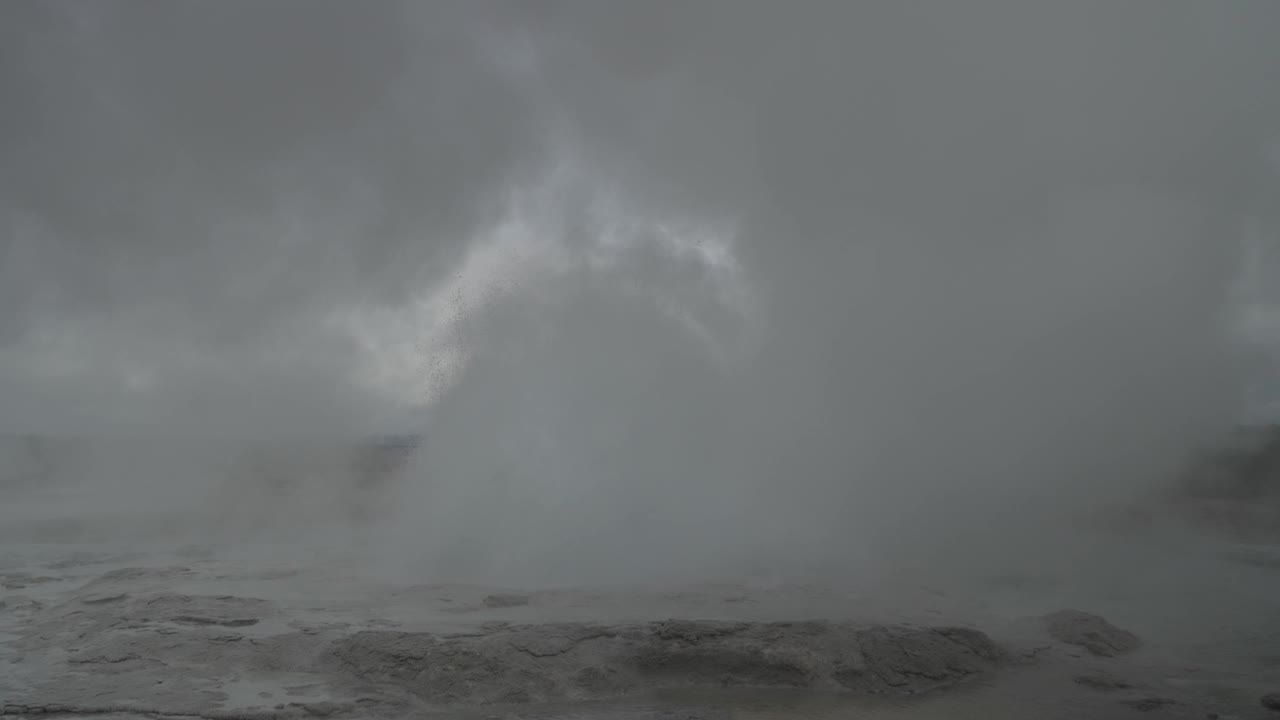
(3, 481), (1280, 719)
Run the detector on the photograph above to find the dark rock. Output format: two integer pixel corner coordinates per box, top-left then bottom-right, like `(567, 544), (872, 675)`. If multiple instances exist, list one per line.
(323, 620), (1004, 706)
(1073, 671), (1133, 691)
(482, 593), (531, 609)
(68, 651), (140, 664)
(1262, 692), (1280, 711)
(1123, 697), (1177, 712)
(81, 592), (129, 605)
(1043, 610), (1141, 657)
(170, 615), (259, 627)
(289, 700), (348, 716)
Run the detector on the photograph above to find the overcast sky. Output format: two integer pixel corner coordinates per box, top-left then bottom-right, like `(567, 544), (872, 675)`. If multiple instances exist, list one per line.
(2, 0), (1279, 444)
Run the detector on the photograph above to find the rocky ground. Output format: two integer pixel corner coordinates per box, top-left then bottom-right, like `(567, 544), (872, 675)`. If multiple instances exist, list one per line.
(4, 445), (1280, 719)
(1, 527), (1279, 720)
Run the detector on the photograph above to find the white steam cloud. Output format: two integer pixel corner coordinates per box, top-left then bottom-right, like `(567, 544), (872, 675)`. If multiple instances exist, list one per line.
(2, 0), (1280, 589)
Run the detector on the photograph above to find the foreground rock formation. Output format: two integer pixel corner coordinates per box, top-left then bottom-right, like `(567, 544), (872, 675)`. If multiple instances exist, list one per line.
(326, 620), (1002, 706)
(0, 567), (1003, 717)
(3, 518), (1278, 719)
(1042, 609), (1141, 658)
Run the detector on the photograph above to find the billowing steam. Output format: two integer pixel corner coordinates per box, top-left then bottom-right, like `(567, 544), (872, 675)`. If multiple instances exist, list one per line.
(3, 1), (1280, 588)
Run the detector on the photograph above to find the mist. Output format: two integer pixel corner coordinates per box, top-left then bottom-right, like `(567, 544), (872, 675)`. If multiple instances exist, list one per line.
(4, 0), (1280, 591)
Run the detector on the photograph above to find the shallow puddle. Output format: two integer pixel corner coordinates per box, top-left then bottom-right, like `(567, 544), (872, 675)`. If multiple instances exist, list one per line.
(216, 671), (335, 710)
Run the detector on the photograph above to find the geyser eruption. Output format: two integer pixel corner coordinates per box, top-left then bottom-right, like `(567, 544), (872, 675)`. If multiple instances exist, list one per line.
(1, 1), (1278, 589)
(367, 1), (1279, 587)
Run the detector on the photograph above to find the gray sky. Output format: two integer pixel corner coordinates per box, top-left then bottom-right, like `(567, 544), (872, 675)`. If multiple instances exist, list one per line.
(5, 0), (1280, 581)
(1, 1), (548, 433)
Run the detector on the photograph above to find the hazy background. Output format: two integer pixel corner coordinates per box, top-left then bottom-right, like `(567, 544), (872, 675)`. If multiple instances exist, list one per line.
(3, 0), (1280, 588)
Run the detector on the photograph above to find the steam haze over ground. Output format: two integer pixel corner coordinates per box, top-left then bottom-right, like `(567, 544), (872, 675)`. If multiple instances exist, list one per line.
(4, 0), (1280, 594)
